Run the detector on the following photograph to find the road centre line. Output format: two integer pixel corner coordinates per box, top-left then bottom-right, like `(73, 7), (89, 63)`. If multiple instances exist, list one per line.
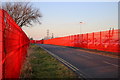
(103, 61), (119, 67)
(76, 54), (92, 59)
(77, 49), (119, 59)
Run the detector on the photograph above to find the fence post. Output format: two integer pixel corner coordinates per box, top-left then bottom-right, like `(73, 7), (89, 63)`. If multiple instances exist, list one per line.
(93, 32), (94, 48)
(0, 10), (4, 79)
(69, 36), (70, 46)
(82, 34), (83, 47)
(100, 31), (101, 46)
(2, 10), (5, 79)
(87, 33), (88, 48)
(109, 30), (110, 46)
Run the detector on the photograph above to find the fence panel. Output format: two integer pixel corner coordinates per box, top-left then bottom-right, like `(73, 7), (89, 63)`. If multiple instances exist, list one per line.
(41, 29), (119, 53)
(0, 10), (30, 78)
(88, 33), (94, 49)
(94, 32), (101, 50)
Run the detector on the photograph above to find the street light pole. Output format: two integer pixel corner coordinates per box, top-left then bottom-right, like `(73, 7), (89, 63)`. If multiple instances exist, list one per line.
(47, 29), (49, 39)
(80, 22), (83, 34)
(51, 33), (54, 38)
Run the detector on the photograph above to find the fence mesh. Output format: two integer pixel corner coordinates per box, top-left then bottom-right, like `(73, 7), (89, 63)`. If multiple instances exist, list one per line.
(0, 9), (30, 78)
(35, 29), (119, 53)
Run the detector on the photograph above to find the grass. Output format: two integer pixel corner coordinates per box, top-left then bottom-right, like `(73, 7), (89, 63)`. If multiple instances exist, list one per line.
(20, 44), (78, 79)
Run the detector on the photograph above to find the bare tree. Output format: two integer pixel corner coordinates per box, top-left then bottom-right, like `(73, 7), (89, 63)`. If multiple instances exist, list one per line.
(2, 2), (42, 27)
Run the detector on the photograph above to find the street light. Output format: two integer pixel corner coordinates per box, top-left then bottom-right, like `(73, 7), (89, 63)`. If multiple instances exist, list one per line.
(80, 22), (83, 34)
(51, 33), (54, 38)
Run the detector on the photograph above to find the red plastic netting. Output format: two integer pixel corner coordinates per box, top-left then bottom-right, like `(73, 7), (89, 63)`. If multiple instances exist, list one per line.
(0, 9), (30, 78)
(38, 29), (119, 53)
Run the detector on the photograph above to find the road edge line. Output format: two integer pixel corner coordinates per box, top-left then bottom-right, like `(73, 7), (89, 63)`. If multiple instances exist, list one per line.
(38, 44), (90, 79)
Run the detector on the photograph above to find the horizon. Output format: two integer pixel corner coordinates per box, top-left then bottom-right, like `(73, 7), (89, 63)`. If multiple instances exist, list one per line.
(21, 2), (118, 40)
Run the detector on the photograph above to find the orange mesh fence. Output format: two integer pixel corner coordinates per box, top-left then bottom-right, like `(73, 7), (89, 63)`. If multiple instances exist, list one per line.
(40, 29), (120, 53)
(0, 9), (30, 78)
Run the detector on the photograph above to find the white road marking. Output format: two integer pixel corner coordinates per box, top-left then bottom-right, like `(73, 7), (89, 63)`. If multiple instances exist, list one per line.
(104, 61), (119, 67)
(38, 44), (93, 78)
(77, 54), (92, 59)
(77, 49), (119, 59)
(39, 45), (79, 71)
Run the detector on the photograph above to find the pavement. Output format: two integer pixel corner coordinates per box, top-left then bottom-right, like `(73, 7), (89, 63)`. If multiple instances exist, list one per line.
(38, 44), (119, 79)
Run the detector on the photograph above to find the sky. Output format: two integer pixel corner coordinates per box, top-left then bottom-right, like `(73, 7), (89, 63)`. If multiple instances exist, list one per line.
(21, 2), (118, 40)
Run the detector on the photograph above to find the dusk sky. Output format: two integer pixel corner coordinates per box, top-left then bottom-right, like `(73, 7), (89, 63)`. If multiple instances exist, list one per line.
(21, 2), (118, 40)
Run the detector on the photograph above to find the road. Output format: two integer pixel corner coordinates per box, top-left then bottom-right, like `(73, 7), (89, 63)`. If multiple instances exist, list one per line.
(38, 44), (119, 78)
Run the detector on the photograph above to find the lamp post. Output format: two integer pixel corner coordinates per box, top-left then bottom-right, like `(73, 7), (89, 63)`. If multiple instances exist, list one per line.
(80, 22), (83, 34)
(51, 33), (54, 38)
(47, 29), (49, 39)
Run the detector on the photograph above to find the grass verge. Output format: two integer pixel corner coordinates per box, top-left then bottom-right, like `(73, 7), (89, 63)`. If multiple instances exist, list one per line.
(20, 44), (78, 79)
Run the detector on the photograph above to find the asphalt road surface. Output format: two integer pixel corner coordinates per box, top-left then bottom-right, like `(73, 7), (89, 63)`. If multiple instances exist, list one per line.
(38, 44), (119, 79)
